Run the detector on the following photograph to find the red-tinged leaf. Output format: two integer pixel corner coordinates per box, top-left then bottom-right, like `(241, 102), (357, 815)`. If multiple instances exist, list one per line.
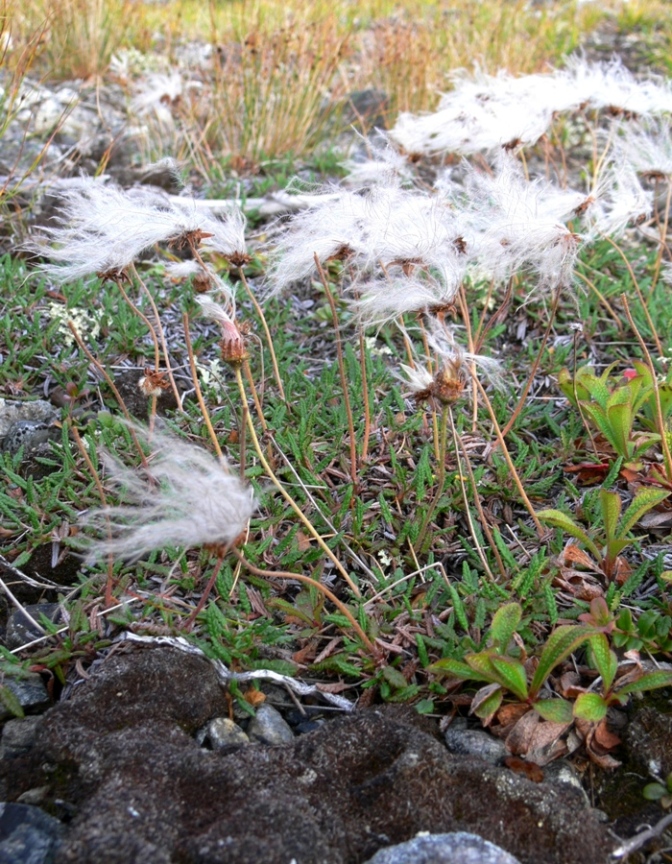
(573, 692), (609, 722)
(533, 698), (574, 724)
(530, 625), (595, 699)
(614, 669), (672, 698)
(561, 544), (601, 571)
(470, 683), (503, 725)
(427, 658), (490, 682)
(588, 634), (618, 691)
(586, 748), (622, 770)
(488, 655), (529, 701)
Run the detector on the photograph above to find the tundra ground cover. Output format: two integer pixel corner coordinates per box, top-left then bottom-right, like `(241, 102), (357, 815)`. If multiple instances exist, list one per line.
(1, 0), (672, 790)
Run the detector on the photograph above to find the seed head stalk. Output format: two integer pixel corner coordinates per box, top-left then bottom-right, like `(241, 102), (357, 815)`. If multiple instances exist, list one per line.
(129, 263), (184, 411)
(473, 376), (545, 537)
(182, 312), (223, 460)
(621, 293), (672, 483)
(233, 365), (361, 597)
(239, 267), (286, 403)
(414, 403), (449, 555)
(315, 255), (358, 488)
(232, 550), (377, 657)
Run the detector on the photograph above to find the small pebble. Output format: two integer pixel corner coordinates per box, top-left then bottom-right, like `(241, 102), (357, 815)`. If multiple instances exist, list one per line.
(201, 717), (250, 750)
(444, 719), (507, 765)
(247, 704), (295, 745)
(363, 831), (521, 864)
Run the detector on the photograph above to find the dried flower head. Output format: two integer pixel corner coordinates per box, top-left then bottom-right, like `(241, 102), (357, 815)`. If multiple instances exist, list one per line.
(80, 423), (255, 562)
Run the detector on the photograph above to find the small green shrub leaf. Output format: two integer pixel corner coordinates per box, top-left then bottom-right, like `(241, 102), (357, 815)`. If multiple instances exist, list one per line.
(573, 692), (608, 722)
(619, 488), (671, 537)
(489, 602), (522, 652)
(614, 669), (672, 698)
(536, 510), (600, 559)
(488, 655), (529, 701)
(589, 634), (618, 691)
(533, 698), (574, 724)
(428, 658), (490, 682)
(530, 625), (594, 698)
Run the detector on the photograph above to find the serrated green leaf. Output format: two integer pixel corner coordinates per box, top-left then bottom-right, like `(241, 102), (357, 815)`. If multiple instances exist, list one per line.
(536, 509), (600, 559)
(615, 669), (672, 698)
(530, 625), (594, 698)
(427, 658), (490, 682)
(533, 698), (574, 724)
(488, 655), (529, 701)
(573, 692), (608, 722)
(619, 488), (671, 537)
(600, 489), (621, 544)
(381, 665), (409, 690)
(589, 634), (618, 692)
(489, 602), (522, 652)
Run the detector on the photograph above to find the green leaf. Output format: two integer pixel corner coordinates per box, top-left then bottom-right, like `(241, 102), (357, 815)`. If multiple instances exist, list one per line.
(414, 698), (435, 715)
(381, 665), (408, 690)
(619, 488), (671, 537)
(488, 655), (529, 701)
(589, 634), (618, 692)
(472, 685), (504, 721)
(642, 782), (666, 801)
(488, 602), (522, 652)
(533, 698), (574, 724)
(530, 625), (595, 698)
(605, 400), (633, 459)
(0, 684), (24, 719)
(614, 669), (672, 698)
(536, 509), (600, 559)
(599, 489), (621, 544)
(573, 692), (608, 722)
(428, 658), (490, 682)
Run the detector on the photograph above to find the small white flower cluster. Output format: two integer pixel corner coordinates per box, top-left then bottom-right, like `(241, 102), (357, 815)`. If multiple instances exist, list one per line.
(47, 301), (102, 347)
(81, 423), (255, 562)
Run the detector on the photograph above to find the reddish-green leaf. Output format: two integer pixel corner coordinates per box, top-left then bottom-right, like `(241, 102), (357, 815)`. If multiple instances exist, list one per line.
(530, 625), (595, 698)
(589, 633), (618, 692)
(614, 669), (672, 698)
(471, 683), (503, 722)
(427, 658), (490, 682)
(488, 655), (529, 701)
(573, 692), (608, 722)
(533, 698), (574, 724)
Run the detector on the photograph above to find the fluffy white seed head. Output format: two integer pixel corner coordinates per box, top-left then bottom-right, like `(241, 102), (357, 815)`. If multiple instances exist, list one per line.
(80, 424), (255, 562)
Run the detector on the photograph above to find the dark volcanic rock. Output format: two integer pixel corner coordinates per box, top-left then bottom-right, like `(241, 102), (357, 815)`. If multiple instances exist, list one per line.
(9, 645), (615, 864)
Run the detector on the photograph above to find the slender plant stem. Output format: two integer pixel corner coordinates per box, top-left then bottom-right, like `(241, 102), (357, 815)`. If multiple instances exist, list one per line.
(575, 268), (623, 332)
(651, 178), (672, 293)
(129, 264), (184, 410)
(501, 288), (560, 438)
(65, 320), (148, 466)
(113, 276), (161, 372)
(357, 324), (372, 463)
(600, 236), (663, 357)
(234, 366), (361, 597)
(239, 267), (286, 402)
(182, 312), (224, 459)
(450, 411), (507, 582)
(232, 550), (377, 656)
(69, 422), (116, 606)
(621, 293), (672, 482)
(315, 255), (358, 485)
(415, 405), (449, 554)
(184, 553), (225, 630)
(473, 377), (545, 537)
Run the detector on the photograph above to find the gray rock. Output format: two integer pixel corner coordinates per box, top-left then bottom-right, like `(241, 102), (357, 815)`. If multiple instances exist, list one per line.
(15, 649), (614, 864)
(247, 703), (295, 745)
(0, 400), (57, 439)
(0, 717), (43, 759)
(0, 674), (50, 722)
(5, 604), (62, 651)
(364, 832), (521, 864)
(0, 802), (64, 864)
(444, 719), (507, 765)
(200, 717), (250, 750)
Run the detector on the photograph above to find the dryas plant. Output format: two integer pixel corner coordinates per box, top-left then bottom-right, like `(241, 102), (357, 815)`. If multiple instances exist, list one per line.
(428, 601), (672, 765)
(537, 486), (670, 584)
